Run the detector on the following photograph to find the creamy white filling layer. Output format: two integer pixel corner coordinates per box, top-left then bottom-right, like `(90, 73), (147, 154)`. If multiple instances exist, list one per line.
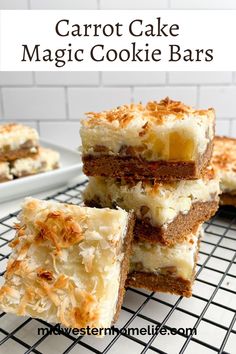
(218, 171), (236, 194)
(81, 113), (214, 162)
(84, 176), (220, 227)
(11, 148), (60, 177)
(130, 226), (203, 280)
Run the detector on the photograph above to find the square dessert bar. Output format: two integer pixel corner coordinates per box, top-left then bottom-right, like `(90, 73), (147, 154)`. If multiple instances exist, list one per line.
(11, 147), (60, 178)
(0, 198), (134, 330)
(0, 161), (13, 182)
(84, 167), (219, 246)
(212, 136), (236, 207)
(81, 98), (215, 180)
(126, 226), (203, 297)
(0, 123), (39, 162)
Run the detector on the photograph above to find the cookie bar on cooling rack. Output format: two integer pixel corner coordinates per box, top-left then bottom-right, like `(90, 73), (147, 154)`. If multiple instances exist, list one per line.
(0, 198), (134, 330)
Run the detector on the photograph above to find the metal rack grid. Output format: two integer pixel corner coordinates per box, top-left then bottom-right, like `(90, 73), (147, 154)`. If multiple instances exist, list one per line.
(0, 180), (235, 354)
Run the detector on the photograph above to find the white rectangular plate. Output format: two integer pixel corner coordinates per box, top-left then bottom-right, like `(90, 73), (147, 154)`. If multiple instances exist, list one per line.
(0, 139), (82, 203)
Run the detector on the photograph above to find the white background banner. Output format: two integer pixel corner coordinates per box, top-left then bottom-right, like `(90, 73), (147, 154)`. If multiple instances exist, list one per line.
(0, 10), (235, 71)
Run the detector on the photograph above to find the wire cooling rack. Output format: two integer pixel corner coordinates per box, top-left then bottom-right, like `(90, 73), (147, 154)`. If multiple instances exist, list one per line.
(0, 180), (235, 354)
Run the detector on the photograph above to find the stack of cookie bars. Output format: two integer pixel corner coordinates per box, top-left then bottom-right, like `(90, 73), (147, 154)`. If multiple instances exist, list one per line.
(0, 123), (60, 181)
(81, 97), (220, 297)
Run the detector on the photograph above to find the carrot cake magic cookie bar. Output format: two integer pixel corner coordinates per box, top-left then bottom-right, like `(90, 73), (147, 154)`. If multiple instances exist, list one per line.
(126, 225), (203, 297)
(11, 147), (60, 178)
(0, 123), (39, 162)
(84, 167), (219, 245)
(81, 98), (215, 180)
(0, 161), (13, 182)
(212, 136), (236, 207)
(0, 198), (134, 330)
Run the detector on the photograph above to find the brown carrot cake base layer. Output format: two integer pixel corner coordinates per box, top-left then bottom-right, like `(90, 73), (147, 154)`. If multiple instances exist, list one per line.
(0, 176), (12, 182)
(220, 193), (236, 207)
(83, 142), (213, 180)
(126, 271), (193, 297)
(134, 200), (218, 245)
(126, 237), (201, 298)
(85, 200), (218, 246)
(113, 212), (135, 323)
(0, 145), (38, 162)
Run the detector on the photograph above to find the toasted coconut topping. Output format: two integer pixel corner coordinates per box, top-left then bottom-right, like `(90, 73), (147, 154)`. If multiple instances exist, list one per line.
(83, 97), (214, 128)
(80, 97), (215, 162)
(0, 285), (12, 299)
(37, 268), (54, 282)
(0, 198), (130, 330)
(14, 223), (26, 237)
(0, 123), (23, 134)
(35, 212), (83, 251)
(145, 97), (192, 115)
(0, 123), (38, 137)
(213, 136), (236, 173)
(70, 290), (99, 328)
(6, 260), (22, 277)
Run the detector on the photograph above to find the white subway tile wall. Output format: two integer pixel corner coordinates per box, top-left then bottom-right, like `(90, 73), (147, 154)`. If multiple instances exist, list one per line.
(35, 72), (99, 86)
(168, 72), (233, 85)
(0, 89), (3, 118)
(30, 0), (98, 10)
(215, 120), (231, 136)
(3, 0), (236, 10)
(102, 72), (166, 86)
(68, 87), (132, 119)
(39, 122), (81, 149)
(0, 0), (28, 9)
(170, 0), (236, 9)
(199, 87), (236, 119)
(17, 121), (38, 129)
(2, 88), (66, 120)
(0, 1), (235, 148)
(0, 72), (34, 86)
(232, 121), (236, 136)
(100, 0), (169, 10)
(134, 86), (197, 106)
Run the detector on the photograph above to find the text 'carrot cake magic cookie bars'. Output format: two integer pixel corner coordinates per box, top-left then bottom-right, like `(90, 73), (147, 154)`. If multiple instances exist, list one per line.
(0, 198), (134, 331)
(0, 123), (39, 162)
(81, 97), (215, 180)
(212, 136), (236, 207)
(83, 166), (219, 245)
(126, 225), (204, 297)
